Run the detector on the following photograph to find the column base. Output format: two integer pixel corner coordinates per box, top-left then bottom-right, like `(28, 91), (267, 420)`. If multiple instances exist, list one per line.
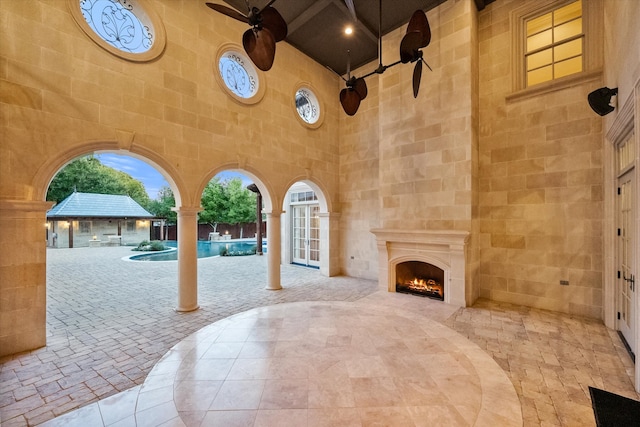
(265, 284), (282, 291)
(175, 304), (200, 313)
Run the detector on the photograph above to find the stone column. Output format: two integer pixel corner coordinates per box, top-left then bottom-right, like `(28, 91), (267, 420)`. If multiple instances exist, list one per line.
(0, 200), (53, 357)
(265, 211), (282, 290)
(318, 212), (340, 277)
(173, 206), (201, 312)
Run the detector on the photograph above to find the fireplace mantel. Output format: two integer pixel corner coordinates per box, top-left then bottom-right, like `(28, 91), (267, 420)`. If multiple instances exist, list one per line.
(370, 229), (469, 246)
(371, 228), (470, 307)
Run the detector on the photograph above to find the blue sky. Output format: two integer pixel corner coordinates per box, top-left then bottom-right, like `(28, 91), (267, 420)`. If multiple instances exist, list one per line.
(95, 154), (252, 199)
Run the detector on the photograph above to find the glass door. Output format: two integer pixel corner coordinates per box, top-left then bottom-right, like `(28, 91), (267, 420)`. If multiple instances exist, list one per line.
(291, 204), (320, 268)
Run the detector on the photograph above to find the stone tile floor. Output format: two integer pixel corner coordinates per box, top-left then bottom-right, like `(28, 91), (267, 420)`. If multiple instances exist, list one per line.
(0, 246), (638, 426)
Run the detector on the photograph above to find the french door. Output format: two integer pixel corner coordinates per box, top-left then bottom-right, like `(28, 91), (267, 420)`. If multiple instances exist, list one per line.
(292, 204), (320, 267)
(617, 153), (636, 353)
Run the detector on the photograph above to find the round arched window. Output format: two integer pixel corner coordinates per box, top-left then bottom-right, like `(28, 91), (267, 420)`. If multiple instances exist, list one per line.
(293, 84), (324, 129)
(214, 45), (265, 105)
(69, 0), (166, 62)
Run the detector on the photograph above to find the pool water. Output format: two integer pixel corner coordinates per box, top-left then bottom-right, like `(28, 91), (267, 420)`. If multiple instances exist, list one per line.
(129, 240), (266, 261)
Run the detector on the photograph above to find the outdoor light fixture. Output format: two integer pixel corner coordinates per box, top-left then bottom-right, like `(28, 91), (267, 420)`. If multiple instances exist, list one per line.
(588, 87), (618, 116)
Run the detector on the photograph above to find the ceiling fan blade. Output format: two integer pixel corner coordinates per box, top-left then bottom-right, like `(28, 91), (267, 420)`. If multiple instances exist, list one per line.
(406, 9), (431, 47)
(353, 77), (368, 100)
(205, 3), (249, 24)
(413, 60), (422, 98)
(243, 28), (276, 71)
(261, 6), (288, 42)
(400, 31), (422, 63)
(340, 88), (361, 116)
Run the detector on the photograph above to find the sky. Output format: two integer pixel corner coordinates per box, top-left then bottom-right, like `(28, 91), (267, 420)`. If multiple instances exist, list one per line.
(95, 154), (252, 199)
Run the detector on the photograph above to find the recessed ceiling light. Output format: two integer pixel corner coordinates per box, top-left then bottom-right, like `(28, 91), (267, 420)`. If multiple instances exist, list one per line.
(344, 26), (353, 35)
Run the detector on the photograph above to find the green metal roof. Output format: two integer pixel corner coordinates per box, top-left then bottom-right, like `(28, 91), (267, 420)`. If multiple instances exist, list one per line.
(47, 192), (154, 218)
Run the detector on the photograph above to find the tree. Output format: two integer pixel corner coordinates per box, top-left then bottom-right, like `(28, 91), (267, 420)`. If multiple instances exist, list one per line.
(223, 178), (256, 238)
(199, 177), (256, 237)
(47, 156), (151, 208)
(147, 186), (177, 223)
(199, 178), (226, 233)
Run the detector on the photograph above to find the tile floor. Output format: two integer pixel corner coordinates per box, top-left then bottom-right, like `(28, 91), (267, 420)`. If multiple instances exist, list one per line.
(38, 298), (522, 427)
(1, 247), (638, 426)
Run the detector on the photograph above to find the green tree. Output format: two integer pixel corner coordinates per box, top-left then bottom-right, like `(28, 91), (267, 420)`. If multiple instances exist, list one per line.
(147, 186), (177, 223)
(199, 177), (226, 232)
(199, 177), (256, 237)
(47, 156), (151, 208)
(224, 178), (256, 238)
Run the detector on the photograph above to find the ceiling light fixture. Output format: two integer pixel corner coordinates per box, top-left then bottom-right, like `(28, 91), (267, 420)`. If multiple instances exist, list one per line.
(344, 26), (353, 35)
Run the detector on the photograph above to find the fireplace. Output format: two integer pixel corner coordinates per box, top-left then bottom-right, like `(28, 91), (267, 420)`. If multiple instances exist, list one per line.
(370, 229), (470, 307)
(396, 261), (444, 300)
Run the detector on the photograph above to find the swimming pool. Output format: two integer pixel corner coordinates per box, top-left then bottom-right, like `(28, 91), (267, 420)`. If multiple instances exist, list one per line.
(129, 240), (266, 261)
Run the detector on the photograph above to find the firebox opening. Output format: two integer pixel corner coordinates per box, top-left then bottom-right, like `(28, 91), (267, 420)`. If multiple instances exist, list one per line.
(396, 261), (445, 301)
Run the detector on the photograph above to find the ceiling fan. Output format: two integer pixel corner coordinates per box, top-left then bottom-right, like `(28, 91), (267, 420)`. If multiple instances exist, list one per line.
(400, 10), (433, 98)
(205, 0), (288, 71)
(334, 1), (434, 115)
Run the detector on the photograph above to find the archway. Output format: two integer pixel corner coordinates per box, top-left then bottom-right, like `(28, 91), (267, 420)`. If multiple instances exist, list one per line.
(197, 165), (281, 289)
(282, 178), (339, 277)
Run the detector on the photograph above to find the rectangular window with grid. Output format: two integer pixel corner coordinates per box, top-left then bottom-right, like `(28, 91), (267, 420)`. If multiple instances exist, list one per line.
(79, 221), (91, 234)
(525, 0), (583, 87)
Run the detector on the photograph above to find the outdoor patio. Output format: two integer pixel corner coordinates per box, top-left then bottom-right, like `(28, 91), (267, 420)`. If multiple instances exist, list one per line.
(0, 246), (638, 426)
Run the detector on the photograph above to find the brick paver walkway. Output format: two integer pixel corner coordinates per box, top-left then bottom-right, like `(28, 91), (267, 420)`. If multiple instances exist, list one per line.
(1, 247), (378, 426)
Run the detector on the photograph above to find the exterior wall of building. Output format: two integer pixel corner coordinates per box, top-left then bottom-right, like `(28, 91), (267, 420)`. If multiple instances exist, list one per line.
(48, 220), (151, 248)
(477, 0), (605, 317)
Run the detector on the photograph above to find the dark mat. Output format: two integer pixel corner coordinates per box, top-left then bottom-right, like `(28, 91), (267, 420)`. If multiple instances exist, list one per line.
(589, 386), (640, 427)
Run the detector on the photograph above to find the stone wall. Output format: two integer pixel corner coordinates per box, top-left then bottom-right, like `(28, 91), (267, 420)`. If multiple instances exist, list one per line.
(477, 0), (605, 317)
(339, 0), (479, 299)
(0, 0), (341, 356)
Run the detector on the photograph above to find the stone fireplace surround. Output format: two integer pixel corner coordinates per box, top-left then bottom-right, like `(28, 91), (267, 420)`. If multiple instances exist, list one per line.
(371, 229), (470, 307)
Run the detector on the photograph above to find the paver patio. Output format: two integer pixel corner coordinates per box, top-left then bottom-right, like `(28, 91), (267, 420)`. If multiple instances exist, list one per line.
(0, 246), (638, 426)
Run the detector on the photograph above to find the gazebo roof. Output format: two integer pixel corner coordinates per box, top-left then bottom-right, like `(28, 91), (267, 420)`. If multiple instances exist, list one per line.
(47, 192), (154, 219)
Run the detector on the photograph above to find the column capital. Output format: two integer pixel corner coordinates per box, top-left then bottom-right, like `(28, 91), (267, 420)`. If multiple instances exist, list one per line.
(0, 200), (54, 214)
(264, 210), (284, 217)
(171, 206), (202, 216)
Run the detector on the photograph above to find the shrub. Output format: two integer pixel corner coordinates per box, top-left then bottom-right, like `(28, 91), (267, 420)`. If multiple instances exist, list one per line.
(132, 240), (167, 252)
(150, 241), (166, 251)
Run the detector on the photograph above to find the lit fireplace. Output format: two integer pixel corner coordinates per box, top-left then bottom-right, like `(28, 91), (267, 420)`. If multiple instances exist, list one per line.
(395, 260), (445, 300)
(370, 229), (471, 307)
(397, 278), (444, 300)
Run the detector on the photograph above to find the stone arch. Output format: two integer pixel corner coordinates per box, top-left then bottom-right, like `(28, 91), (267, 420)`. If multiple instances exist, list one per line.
(32, 140), (189, 207)
(281, 175), (339, 277)
(195, 163), (276, 213)
(280, 176), (333, 213)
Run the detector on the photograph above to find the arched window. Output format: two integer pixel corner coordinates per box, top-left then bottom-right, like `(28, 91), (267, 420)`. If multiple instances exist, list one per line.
(69, 0), (166, 62)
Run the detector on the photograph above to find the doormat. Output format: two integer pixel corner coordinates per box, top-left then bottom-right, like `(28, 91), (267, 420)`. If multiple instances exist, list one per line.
(589, 386), (640, 427)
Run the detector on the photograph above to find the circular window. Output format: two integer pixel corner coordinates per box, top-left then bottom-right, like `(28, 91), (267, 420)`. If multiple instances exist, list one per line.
(293, 84), (324, 128)
(68, 0), (166, 62)
(214, 45), (265, 105)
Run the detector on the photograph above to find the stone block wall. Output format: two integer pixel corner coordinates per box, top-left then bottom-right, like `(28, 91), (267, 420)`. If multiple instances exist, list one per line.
(477, 0), (605, 317)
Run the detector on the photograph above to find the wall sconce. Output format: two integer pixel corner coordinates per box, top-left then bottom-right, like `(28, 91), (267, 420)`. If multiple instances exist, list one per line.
(588, 87), (618, 116)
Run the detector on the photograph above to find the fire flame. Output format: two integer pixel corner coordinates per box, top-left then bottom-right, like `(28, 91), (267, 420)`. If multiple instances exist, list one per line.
(405, 278), (443, 297)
